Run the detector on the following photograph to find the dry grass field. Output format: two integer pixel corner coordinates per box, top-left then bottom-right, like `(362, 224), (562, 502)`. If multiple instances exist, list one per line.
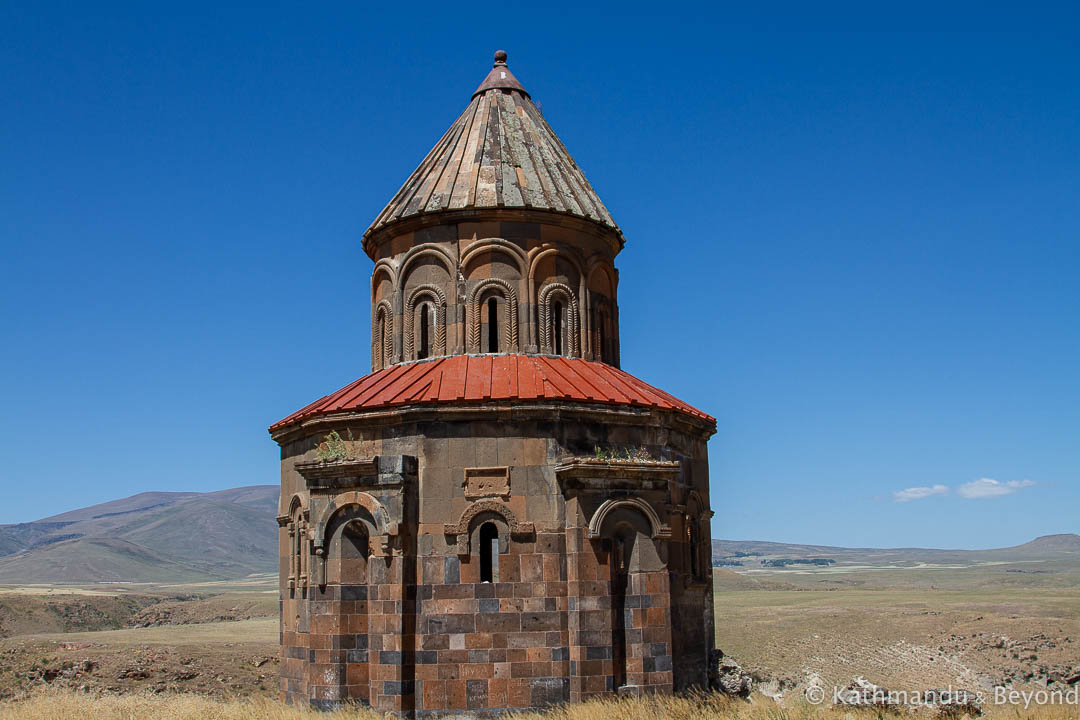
(1, 689), (1078, 720)
(713, 558), (1080, 703)
(0, 557), (1077, 716)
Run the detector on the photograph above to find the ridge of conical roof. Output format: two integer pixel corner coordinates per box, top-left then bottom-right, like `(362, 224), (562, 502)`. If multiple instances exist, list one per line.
(363, 51), (621, 246)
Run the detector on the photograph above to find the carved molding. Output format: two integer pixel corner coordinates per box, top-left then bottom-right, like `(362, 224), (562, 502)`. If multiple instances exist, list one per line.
(587, 496), (671, 540)
(538, 282), (579, 357)
(554, 458), (680, 492)
(404, 284), (447, 359)
(443, 500), (534, 554)
(373, 300), (394, 370)
(468, 278), (519, 352)
(312, 490), (396, 550)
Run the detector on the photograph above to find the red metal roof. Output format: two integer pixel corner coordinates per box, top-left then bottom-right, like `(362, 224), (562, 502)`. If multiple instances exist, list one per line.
(270, 355), (714, 432)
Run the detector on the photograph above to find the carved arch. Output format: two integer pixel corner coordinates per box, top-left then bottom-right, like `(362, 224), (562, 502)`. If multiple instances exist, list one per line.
(586, 260), (617, 298)
(527, 245), (585, 283)
(370, 260), (397, 299)
(587, 497), (671, 540)
(403, 284), (447, 359)
(312, 491), (395, 550)
(538, 282), (580, 357)
(468, 278), (519, 352)
(461, 238), (528, 277)
(372, 300), (394, 371)
(398, 243), (456, 281)
(443, 500), (534, 555)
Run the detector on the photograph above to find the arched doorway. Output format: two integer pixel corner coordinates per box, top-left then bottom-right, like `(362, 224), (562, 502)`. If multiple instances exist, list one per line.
(324, 507), (376, 705)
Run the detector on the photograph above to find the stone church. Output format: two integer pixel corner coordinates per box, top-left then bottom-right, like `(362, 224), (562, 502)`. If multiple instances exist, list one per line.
(270, 51), (716, 715)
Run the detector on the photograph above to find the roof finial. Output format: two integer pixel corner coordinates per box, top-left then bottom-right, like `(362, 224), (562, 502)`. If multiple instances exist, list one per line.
(493, 50), (507, 65)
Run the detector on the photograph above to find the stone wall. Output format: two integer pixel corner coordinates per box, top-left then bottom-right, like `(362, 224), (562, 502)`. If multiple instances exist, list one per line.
(368, 214), (622, 370)
(274, 404), (714, 715)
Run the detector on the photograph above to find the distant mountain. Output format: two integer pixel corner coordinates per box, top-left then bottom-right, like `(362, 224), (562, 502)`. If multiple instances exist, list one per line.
(713, 533), (1080, 567)
(0, 485), (279, 584)
(1010, 533), (1080, 552)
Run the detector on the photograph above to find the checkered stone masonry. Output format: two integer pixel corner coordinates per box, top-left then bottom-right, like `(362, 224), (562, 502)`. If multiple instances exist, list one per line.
(271, 52), (717, 718)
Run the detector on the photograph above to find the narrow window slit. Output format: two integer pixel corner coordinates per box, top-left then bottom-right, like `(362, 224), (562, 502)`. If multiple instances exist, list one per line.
(479, 522), (498, 583)
(418, 303), (430, 359)
(553, 300), (563, 356)
(487, 297), (499, 353)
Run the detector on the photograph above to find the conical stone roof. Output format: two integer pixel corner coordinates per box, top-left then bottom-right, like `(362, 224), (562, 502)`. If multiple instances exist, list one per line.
(364, 51), (620, 242)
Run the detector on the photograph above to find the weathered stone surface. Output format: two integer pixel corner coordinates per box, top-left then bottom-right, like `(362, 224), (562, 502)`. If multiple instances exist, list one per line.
(271, 50), (716, 717)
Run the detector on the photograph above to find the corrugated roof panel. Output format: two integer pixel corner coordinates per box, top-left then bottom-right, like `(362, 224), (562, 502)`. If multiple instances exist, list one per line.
(270, 355), (713, 432)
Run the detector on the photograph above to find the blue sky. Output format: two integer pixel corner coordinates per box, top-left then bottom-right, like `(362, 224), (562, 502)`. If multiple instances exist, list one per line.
(1, 3), (1077, 548)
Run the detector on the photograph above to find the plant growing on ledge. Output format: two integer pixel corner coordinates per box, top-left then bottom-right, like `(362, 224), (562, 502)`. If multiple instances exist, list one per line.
(315, 429), (360, 462)
(593, 445), (655, 462)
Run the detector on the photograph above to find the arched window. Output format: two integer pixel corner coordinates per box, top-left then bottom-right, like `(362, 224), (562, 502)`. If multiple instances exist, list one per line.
(487, 297), (499, 353)
(553, 301), (563, 356)
(479, 521), (499, 582)
(418, 303), (430, 360)
(374, 306), (390, 371)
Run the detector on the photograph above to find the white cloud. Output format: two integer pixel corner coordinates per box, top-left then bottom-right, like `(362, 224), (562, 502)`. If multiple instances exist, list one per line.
(892, 484), (950, 503)
(956, 478), (1037, 500)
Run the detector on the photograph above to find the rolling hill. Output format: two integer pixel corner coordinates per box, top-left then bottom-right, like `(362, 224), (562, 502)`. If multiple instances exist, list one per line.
(0, 486), (279, 583)
(0, 482), (1072, 584)
(712, 533), (1080, 570)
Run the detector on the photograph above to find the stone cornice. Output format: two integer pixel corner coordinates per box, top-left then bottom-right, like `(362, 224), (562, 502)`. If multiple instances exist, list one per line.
(270, 401), (715, 445)
(554, 458), (681, 492)
(363, 207), (625, 261)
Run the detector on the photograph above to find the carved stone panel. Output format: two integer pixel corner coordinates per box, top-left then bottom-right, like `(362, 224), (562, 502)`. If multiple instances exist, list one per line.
(463, 466), (511, 499)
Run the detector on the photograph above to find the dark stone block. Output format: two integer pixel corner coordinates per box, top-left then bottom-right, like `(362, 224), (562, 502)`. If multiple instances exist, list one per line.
(654, 655), (672, 671)
(530, 676), (569, 706)
(479, 598), (500, 613)
(475, 612), (519, 633)
(341, 585), (367, 601)
(346, 649), (368, 663)
(586, 646), (611, 660)
(421, 634), (449, 650)
(552, 646), (569, 661)
(428, 614), (475, 634)
(468, 649), (490, 664)
(466, 678), (489, 709)
(643, 657), (655, 673)
(383, 680), (414, 696)
(650, 642), (667, 657)
(521, 612), (561, 632)
(444, 557), (460, 584)
(416, 650), (438, 664)
(380, 650), (403, 665)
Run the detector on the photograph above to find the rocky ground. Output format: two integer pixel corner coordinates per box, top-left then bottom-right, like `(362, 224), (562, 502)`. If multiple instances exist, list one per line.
(0, 586), (279, 699)
(713, 568), (1080, 711)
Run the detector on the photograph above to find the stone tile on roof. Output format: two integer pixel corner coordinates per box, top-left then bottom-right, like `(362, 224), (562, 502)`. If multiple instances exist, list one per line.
(364, 52), (620, 240)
